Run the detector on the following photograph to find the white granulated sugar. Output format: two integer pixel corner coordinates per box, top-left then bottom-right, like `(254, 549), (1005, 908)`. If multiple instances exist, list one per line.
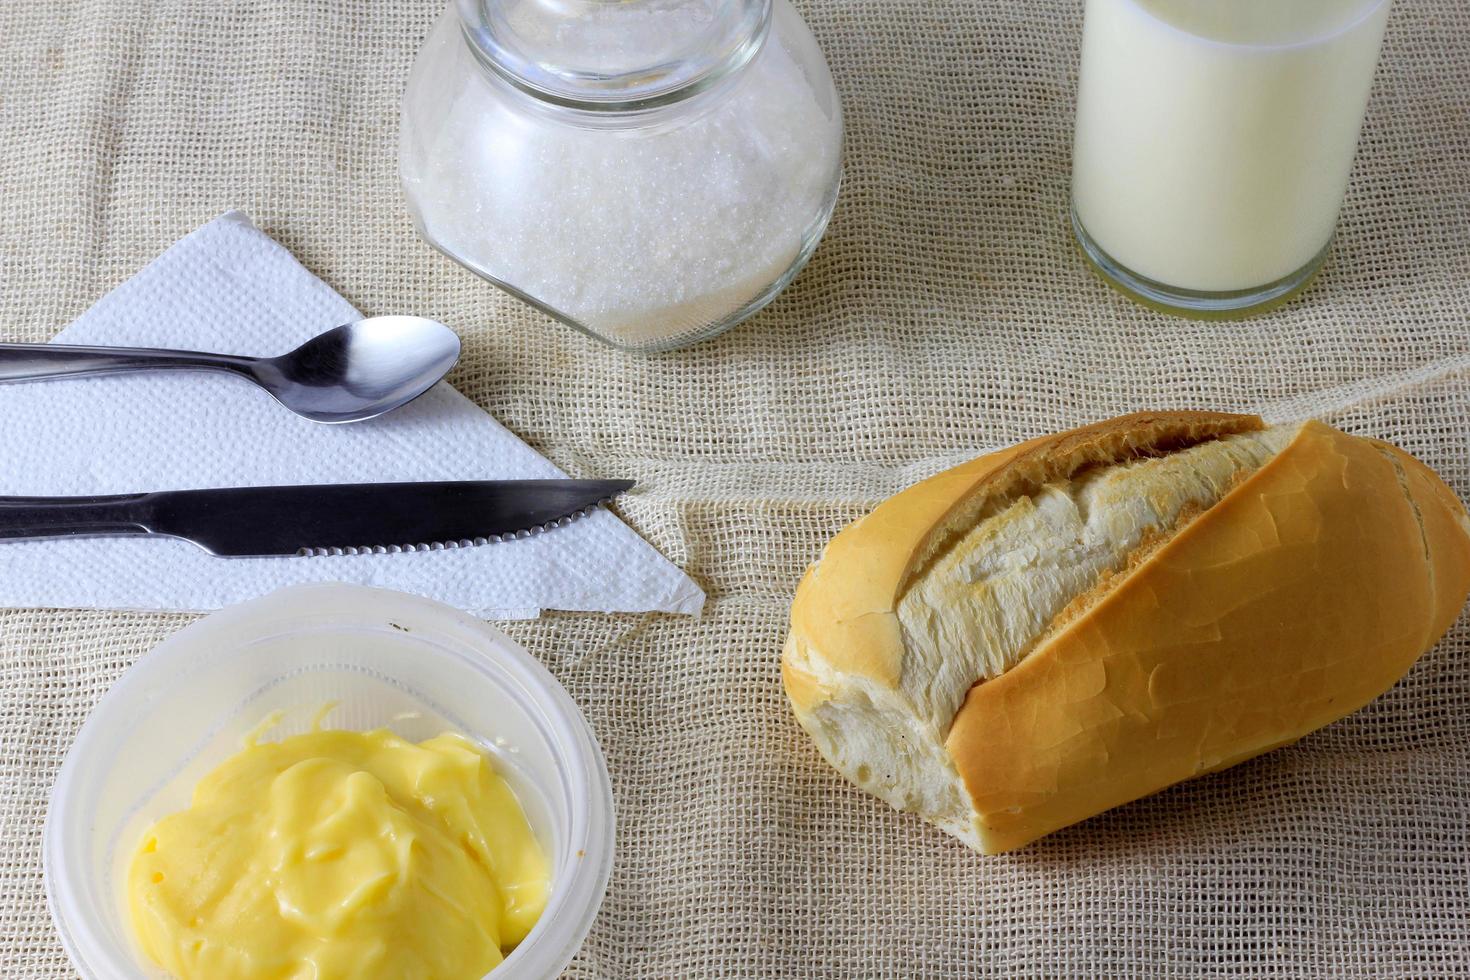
(405, 11), (841, 347)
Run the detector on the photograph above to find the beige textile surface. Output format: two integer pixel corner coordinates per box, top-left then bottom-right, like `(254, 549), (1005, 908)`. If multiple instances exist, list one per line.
(1, 0), (1468, 976)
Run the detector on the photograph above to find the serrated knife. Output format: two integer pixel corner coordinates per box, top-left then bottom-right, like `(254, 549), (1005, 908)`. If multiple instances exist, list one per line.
(0, 480), (633, 557)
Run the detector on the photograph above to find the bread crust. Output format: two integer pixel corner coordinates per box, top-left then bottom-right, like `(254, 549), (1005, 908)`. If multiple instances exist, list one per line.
(783, 414), (1470, 854)
(786, 411), (1266, 707)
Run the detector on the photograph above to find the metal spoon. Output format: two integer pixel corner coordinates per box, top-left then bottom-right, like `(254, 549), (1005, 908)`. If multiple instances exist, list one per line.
(0, 316), (462, 424)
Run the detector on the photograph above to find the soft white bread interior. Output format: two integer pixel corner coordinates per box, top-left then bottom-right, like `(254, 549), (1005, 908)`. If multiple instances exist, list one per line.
(782, 412), (1470, 854)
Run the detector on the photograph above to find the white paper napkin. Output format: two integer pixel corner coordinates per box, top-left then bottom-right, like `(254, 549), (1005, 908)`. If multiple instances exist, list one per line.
(0, 211), (705, 619)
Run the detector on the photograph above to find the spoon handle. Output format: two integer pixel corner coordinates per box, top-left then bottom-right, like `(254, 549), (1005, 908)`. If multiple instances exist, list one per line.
(0, 343), (257, 383)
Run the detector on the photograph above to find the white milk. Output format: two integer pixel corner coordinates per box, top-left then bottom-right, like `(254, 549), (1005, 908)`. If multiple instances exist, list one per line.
(1072, 0), (1391, 296)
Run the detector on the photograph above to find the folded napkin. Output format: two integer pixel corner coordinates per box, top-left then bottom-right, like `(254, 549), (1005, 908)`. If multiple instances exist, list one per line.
(0, 212), (704, 619)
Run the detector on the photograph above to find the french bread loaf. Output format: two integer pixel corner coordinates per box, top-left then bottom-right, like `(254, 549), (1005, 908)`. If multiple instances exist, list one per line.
(782, 412), (1470, 854)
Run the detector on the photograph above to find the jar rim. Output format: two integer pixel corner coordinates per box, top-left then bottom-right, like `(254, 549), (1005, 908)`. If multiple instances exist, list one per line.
(455, 0), (773, 112)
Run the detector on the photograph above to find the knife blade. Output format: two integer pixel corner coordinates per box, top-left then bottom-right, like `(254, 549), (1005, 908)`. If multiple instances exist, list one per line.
(0, 480), (634, 557)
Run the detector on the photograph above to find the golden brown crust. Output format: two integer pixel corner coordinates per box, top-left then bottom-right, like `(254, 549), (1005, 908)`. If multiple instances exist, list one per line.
(1372, 439), (1470, 643)
(945, 421), (1470, 853)
(785, 411), (1265, 710)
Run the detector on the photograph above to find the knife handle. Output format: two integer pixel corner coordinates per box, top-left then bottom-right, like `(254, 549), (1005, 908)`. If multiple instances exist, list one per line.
(0, 344), (257, 383)
(0, 493), (153, 541)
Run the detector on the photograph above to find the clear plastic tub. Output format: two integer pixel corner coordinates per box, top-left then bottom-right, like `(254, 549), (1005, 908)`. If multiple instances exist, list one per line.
(44, 583), (614, 979)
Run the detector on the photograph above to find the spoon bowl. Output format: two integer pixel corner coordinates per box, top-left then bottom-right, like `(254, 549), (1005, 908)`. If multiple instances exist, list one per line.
(256, 317), (463, 423)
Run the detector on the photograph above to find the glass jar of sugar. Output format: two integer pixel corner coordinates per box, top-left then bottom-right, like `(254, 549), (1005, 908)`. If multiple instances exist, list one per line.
(400, 0), (843, 352)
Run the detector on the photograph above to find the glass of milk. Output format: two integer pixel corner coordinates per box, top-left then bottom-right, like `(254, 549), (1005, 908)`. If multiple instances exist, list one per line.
(1071, 0), (1392, 317)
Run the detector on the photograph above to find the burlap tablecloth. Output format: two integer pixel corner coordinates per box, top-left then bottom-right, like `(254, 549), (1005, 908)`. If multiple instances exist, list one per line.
(2, 1), (1468, 976)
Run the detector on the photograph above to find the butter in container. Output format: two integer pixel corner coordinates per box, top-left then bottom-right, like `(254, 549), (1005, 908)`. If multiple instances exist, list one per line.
(44, 583), (614, 980)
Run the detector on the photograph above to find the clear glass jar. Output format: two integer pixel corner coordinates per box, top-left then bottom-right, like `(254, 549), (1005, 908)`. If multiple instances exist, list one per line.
(400, 0), (844, 352)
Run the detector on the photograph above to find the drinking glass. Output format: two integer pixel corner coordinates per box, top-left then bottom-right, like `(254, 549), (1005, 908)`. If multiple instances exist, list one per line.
(1071, 0), (1393, 317)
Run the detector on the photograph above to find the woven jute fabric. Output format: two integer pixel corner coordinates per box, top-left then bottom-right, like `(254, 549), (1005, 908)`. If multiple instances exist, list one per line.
(2, 0), (1468, 976)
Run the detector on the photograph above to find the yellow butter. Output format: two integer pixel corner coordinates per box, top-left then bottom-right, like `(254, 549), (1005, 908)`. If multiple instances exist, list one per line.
(127, 724), (549, 980)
